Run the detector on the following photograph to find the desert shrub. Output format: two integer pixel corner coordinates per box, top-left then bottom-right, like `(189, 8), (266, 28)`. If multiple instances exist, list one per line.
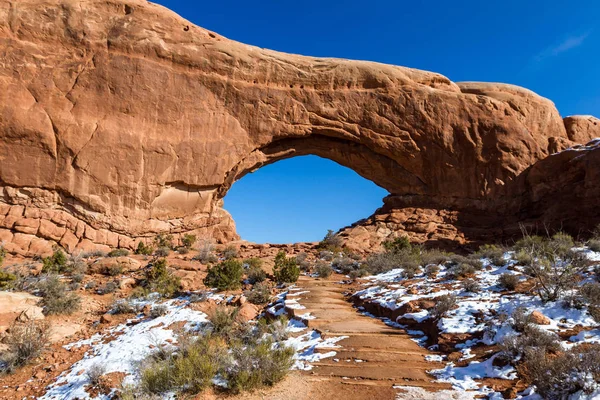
(176, 246), (190, 255)
(105, 263), (124, 276)
(500, 324), (561, 360)
(421, 249), (451, 266)
(382, 236), (411, 254)
(365, 252), (400, 275)
(154, 246), (170, 257)
(243, 257), (262, 269)
(448, 254), (483, 270)
(222, 245), (238, 260)
(295, 252), (311, 271)
(246, 265), (267, 284)
(318, 229), (343, 252)
(98, 281), (118, 295)
(402, 262), (421, 279)
(318, 250), (334, 261)
(81, 250), (108, 258)
(549, 232), (575, 253)
(244, 258), (266, 284)
(0, 246), (5, 266)
(224, 339), (294, 393)
(365, 248), (435, 276)
(295, 252), (308, 264)
(85, 280), (97, 290)
(0, 270), (17, 290)
(170, 336), (225, 393)
(245, 282), (271, 305)
(111, 299), (138, 314)
(108, 249), (129, 257)
(139, 334), (225, 395)
(520, 344), (600, 400)
(526, 247), (586, 303)
(140, 358), (173, 395)
(194, 240), (218, 264)
(135, 242), (154, 256)
(154, 234), (174, 250)
(425, 264), (440, 277)
(510, 306), (537, 332)
(189, 291), (210, 303)
(513, 234), (546, 253)
(181, 234), (197, 249)
(129, 286), (151, 300)
(64, 253), (88, 275)
(255, 316), (289, 342)
(588, 239), (600, 252)
(475, 244), (505, 266)
(150, 304), (169, 318)
(580, 282), (600, 305)
(272, 251), (299, 284)
(145, 259), (181, 298)
(499, 273), (520, 290)
(512, 250), (532, 266)
(42, 248), (68, 273)
(430, 294), (457, 319)
(87, 363), (107, 387)
(71, 272), (85, 284)
(0, 320), (50, 373)
(331, 255), (356, 274)
(204, 259), (243, 291)
(588, 306), (600, 323)
(349, 267), (370, 280)
(36, 274), (81, 315)
(315, 262), (333, 278)
(446, 263), (477, 280)
(462, 279), (481, 293)
(580, 282), (600, 322)
(209, 306), (238, 339)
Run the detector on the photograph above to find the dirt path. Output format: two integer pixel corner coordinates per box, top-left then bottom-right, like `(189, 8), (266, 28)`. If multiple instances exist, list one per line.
(282, 274), (453, 400)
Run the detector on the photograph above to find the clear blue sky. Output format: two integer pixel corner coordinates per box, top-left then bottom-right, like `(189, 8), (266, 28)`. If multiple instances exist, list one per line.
(155, 0), (599, 243)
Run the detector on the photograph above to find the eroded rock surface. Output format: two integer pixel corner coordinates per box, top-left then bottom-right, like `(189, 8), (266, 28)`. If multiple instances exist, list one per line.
(0, 0), (599, 254)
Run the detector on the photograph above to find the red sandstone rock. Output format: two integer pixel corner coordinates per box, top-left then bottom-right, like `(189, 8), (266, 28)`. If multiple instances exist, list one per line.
(564, 116), (600, 144)
(0, 0), (598, 254)
(529, 310), (551, 325)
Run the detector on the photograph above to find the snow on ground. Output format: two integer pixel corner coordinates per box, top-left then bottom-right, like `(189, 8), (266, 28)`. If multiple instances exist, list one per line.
(40, 285), (344, 399)
(394, 385), (478, 400)
(354, 247), (600, 399)
(269, 286), (347, 370)
(41, 297), (208, 400)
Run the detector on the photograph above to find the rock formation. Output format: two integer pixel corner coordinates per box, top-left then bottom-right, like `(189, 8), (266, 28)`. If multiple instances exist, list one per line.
(0, 0), (599, 254)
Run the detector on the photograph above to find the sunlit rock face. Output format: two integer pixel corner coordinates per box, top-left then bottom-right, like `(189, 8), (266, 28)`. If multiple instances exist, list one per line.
(0, 0), (599, 254)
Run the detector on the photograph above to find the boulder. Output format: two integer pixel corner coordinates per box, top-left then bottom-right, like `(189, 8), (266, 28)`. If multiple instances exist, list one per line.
(100, 314), (114, 324)
(529, 310), (551, 325)
(49, 322), (83, 343)
(16, 307), (45, 323)
(119, 277), (137, 290)
(0, 292), (43, 331)
(236, 303), (259, 323)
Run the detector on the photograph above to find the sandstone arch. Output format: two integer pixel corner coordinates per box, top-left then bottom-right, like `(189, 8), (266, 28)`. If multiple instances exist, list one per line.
(0, 0), (599, 255)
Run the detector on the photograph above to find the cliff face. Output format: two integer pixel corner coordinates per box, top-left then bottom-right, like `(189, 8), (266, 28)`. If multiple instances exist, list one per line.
(0, 0), (599, 255)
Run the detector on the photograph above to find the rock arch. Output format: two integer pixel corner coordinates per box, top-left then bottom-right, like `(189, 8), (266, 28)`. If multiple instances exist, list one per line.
(0, 0), (599, 255)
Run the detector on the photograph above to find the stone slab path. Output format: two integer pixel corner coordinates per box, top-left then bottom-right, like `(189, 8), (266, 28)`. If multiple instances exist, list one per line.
(283, 274), (454, 399)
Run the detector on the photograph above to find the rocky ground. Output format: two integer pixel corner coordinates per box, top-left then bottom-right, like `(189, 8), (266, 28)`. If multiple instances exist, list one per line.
(0, 235), (599, 399)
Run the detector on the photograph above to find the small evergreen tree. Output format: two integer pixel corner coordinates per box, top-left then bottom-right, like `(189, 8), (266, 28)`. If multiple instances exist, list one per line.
(42, 248), (68, 273)
(204, 259), (244, 291)
(273, 251), (299, 284)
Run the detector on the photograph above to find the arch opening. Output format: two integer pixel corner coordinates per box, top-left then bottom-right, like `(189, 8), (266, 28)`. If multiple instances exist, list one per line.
(223, 155), (389, 243)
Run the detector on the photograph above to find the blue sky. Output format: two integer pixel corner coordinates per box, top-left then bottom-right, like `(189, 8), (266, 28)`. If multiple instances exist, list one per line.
(155, 0), (599, 243)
